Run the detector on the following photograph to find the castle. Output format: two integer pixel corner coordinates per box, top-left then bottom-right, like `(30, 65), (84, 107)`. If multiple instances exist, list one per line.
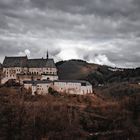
(1, 52), (93, 95)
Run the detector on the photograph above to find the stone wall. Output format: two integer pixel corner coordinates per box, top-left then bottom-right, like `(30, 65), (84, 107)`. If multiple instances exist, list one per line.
(24, 81), (93, 95)
(17, 74), (42, 84)
(1, 67), (58, 84)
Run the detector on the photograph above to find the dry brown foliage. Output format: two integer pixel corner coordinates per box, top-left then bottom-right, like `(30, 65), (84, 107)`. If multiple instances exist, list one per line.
(0, 87), (139, 140)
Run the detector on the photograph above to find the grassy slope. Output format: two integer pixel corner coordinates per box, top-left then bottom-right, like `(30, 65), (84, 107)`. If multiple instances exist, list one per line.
(57, 60), (99, 80)
(57, 60), (140, 84)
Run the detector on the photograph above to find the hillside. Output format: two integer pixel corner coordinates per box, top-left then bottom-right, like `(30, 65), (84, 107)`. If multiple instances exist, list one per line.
(0, 87), (139, 140)
(56, 60), (140, 85)
(56, 60), (99, 80)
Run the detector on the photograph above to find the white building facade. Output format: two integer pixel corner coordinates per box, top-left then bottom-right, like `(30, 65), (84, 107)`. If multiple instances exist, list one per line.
(1, 55), (58, 84)
(24, 80), (93, 95)
(24, 80), (52, 95)
(53, 80), (92, 95)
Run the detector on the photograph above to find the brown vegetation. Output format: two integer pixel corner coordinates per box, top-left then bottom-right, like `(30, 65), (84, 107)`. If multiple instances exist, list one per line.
(0, 87), (139, 140)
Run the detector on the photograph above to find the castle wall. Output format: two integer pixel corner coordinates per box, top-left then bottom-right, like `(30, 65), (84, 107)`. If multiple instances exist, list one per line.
(28, 68), (43, 75)
(53, 81), (93, 95)
(24, 82), (52, 95)
(1, 67), (57, 84)
(81, 85), (93, 94)
(24, 83), (32, 90)
(2, 67), (20, 84)
(36, 83), (52, 95)
(17, 74), (42, 84)
(2, 67), (28, 84)
(32, 85), (37, 95)
(53, 82), (81, 94)
(28, 68), (57, 75)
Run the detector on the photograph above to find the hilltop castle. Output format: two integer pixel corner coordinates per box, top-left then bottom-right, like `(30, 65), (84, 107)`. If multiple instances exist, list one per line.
(1, 53), (93, 95)
(2, 52), (58, 84)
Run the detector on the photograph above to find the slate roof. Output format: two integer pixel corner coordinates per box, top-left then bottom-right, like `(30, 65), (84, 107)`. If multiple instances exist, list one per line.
(54, 80), (91, 86)
(24, 80), (91, 86)
(3, 56), (56, 68)
(23, 80), (52, 85)
(3, 56), (28, 67)
(27, 59), (56, 68)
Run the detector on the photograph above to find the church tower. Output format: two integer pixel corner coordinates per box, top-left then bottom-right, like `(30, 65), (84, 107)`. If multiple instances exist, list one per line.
(46, 50), (49, 59)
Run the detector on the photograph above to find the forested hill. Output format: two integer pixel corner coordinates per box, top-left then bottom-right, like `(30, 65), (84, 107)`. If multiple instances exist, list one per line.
(56, 60), (140, 85)
(56, 59), (99, 80)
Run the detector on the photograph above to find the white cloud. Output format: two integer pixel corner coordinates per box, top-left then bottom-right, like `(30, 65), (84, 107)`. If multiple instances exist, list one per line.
(25, 49), (30, 56)
(90, 54), (116, 67)
(18, 49), (31, 57)
(57, 49), (79, 60)
(0, 0), (140, 68)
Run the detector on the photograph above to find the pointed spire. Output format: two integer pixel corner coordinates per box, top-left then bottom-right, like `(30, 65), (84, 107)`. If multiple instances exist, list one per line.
(46, 50), (49, 59)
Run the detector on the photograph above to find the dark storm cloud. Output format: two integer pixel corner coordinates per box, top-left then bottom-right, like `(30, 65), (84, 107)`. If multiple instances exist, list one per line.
(0, 0), (140, 67)
(30, 0), (139, 18)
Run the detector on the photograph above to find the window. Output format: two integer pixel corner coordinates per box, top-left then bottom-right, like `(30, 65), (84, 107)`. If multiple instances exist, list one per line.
(81, 82), (86, 86)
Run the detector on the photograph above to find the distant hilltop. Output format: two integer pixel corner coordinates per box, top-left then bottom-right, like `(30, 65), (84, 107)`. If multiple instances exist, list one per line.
(56, 59), (140, 86)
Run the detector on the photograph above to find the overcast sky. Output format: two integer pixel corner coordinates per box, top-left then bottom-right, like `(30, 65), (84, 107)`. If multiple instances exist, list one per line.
(0, 0), (140, 68)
